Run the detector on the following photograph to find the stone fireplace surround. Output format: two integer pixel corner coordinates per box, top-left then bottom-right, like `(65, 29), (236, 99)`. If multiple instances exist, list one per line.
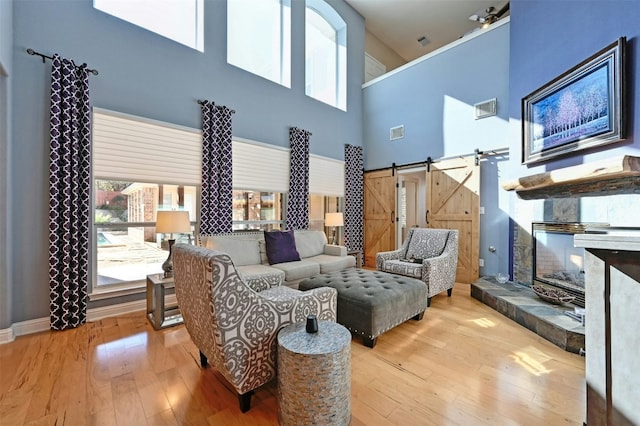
(509, 156), (640, 288)
(575, 228), (640, 425)
(471, 276), (584, 353)
(472, 155), (640, 352)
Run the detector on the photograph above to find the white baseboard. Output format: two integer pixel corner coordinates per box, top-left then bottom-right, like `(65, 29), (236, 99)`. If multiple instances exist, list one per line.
(0, 327), (15, 344)
(86, 299), (147, 322)
(13, 317), (50, 336)
(0, 317), (51, 343)
(0, 295), (177, 344)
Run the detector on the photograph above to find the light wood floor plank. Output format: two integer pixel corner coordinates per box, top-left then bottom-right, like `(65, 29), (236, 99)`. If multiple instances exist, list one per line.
(0, 284), (585, 425)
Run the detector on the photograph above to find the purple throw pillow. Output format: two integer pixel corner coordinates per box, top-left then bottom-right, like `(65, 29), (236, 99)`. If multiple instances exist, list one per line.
(264, 230), (300, 265)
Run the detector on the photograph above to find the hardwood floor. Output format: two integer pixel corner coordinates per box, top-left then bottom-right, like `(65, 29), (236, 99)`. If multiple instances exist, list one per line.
(0, 284), (585, 425)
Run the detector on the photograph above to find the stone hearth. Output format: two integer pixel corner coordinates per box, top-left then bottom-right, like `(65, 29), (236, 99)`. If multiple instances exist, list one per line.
(471, 276), (585, 354)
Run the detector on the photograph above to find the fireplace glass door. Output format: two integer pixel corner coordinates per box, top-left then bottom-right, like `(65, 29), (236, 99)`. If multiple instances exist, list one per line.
(532, 222), (607, 307)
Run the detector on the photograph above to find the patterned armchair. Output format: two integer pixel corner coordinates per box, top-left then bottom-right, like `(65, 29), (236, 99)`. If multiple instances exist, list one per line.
(376, 228), (458, 306)
(172, 244), (337, 412)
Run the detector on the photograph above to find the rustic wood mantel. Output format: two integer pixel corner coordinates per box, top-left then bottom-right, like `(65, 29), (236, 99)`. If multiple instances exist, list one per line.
(502, 155), (640, 199)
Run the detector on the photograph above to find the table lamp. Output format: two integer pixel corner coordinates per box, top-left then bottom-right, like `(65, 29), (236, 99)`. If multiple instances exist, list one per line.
(325, 212), (344, 245)
(156, 211), (191, 278)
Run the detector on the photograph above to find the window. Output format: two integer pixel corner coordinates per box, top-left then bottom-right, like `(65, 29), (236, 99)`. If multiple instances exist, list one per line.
(92, 109), (201, 293)
(92, 109), (347, 292)
(232, 190), (284, 231)
(309, 195), (344, 244)
(94, 0), (204, 52)
(232, 141), (345, 232)
(309, 154), (345, 243)
(305, 0), (346, 110)
(95, 180), (196, 287)
(227, 0), (291, 87)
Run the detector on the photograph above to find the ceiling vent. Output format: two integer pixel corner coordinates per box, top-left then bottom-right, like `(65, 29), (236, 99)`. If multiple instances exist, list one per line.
(390, 125), (405, 140)
(417, 36), (430, 47)
(474, 98), (497, 119)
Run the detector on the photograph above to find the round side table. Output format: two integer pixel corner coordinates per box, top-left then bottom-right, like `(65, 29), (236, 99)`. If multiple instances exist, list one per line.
(277, 320), (351, 426)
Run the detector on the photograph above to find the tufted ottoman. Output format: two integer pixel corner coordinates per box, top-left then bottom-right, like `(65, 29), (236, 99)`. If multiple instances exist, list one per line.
(299, 269), (428, 347)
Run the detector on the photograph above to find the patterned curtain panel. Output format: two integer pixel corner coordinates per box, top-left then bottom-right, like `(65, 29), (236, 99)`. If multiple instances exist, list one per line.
(199, 101), (234, 235)
(344, 144), (363, 252)
(48, 55), (92, 330)
(286, 127), (311, 230)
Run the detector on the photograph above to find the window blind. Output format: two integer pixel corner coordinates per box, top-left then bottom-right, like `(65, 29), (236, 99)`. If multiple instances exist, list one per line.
(232, 139), (345, 196)
(92, 108), (202, 185)
(232, 138), (290, 193)
(92, 109), (345, 196)
(310, 154), (344, 196)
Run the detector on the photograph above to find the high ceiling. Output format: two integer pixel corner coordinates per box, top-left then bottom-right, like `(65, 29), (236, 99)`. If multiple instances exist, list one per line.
(344, 0), (510, 62)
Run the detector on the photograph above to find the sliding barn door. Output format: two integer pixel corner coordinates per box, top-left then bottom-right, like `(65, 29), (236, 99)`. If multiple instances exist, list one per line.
(426, 156), (480, 283)
(364, 169), (397, 267)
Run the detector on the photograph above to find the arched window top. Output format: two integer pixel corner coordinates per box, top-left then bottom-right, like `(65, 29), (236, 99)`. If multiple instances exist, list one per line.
(305, 0), (347, 110)
(306, 0), (346, 34)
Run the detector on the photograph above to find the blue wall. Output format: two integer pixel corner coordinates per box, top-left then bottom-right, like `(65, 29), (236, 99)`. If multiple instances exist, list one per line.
(0, 0), (11, 70)
(0, 0), (12, 330)
(362, 21), (511, 277)
(362, 21), (510, 170)
(8, 0), (364, 324)
(507, 0), (640, 281)
(508, 0), (639, 173)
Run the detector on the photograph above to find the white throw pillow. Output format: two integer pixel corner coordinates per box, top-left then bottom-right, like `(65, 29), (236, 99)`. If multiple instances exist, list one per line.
(210, 237), (261, 266)
(294, 230), (327, 259)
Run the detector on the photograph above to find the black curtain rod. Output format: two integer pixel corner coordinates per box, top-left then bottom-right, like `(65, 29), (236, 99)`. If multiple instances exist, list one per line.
(197, 99), (236, 114)
(27, 48), (99, 75)
(289, 126), (312, 136)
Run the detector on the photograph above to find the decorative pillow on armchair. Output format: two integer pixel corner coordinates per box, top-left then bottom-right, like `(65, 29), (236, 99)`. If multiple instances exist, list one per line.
(264, 230), (301, 265)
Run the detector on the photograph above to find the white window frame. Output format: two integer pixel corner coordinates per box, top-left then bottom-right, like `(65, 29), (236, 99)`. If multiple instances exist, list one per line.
(92, 182), (198, 298)
(227, 0), (291, 87)
(94, 0), (204, 52)
(91, 109), (203, 298)
(305, 0), (347, 110)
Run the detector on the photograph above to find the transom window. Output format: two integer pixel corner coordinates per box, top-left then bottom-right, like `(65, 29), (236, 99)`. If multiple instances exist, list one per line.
(227, 0), (291, 87)
(305, 0), (347, 110)
(94, 0), (204, 52)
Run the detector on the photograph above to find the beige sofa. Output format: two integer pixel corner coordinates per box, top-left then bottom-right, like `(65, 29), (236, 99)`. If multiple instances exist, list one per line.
(198, 230), (356, 290)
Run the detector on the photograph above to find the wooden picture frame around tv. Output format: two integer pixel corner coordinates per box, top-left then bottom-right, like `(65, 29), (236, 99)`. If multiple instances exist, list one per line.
(522, 37), (626, 165)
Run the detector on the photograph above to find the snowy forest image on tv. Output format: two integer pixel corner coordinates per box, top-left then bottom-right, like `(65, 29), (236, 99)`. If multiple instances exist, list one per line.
(530, 63), (610, 154)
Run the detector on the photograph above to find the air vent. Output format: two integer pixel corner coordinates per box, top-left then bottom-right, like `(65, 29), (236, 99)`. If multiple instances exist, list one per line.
(417, 36), (430, 47)
(390, 125), (405, 140)
(474, 98), (497, 119)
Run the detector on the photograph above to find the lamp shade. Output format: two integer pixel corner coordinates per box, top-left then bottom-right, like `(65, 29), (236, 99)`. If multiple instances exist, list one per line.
(325, 212), (344, 227)
(156, 211), (191, 234)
